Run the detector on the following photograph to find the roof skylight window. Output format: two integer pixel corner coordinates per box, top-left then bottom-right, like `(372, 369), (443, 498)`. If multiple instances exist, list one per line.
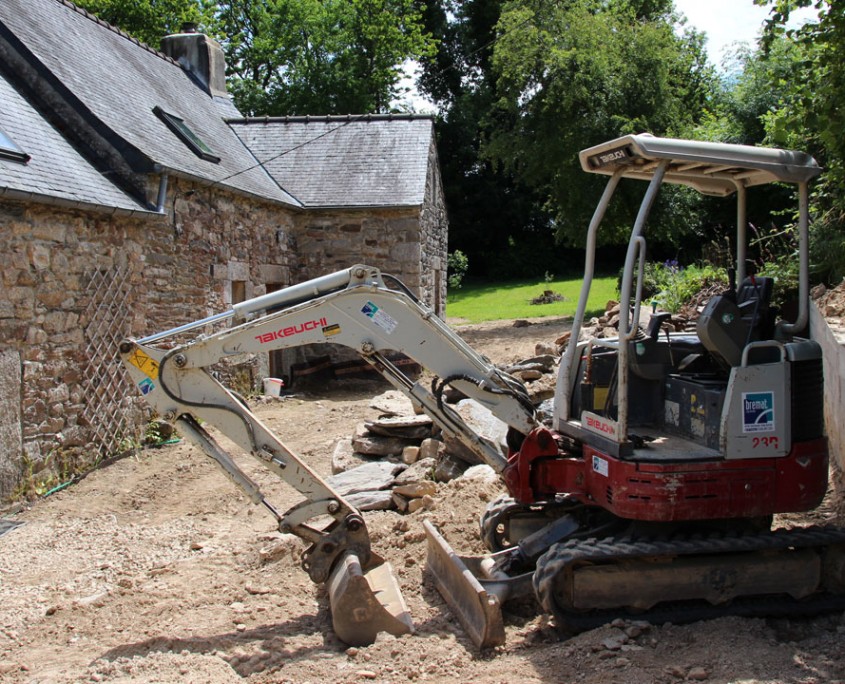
(153, 106), (220, 163)
(0, 126), (30, 163)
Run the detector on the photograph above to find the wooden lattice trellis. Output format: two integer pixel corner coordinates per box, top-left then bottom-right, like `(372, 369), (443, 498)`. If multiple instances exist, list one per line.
(81, 266), (138, 454)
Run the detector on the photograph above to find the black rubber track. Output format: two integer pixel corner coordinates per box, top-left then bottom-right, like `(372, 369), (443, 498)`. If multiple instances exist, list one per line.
(532, 525), (845, 633)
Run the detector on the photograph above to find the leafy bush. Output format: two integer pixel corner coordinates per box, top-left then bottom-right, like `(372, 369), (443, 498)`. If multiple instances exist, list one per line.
(750, 223), (801, 307)
(810, 218), (845, 285)
(631, 260), (728, 313)
(447, 250), (469, 289)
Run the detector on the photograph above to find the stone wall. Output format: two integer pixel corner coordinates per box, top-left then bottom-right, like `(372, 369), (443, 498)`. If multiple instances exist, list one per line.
(294, 208), (425, 296)
(810, 302), (845, 479)
(0, 178), (297, 500)
(291, 143), (448, 314)
(418, 139), (449, 315)
(0, 155), (448, 502)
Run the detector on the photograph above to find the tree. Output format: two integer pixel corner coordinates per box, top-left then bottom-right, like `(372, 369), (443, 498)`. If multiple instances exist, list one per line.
(417, 1), (573, 278)
(73, 0), (214, 47)
(482, 0), (718, 249)
(212, 0), (436, 115)
(75, 0), (435, 116)
(756, 0), (845, 282)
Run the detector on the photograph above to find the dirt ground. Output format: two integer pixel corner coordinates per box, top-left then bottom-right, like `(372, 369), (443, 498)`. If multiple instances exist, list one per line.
(2, 315), (845, 684)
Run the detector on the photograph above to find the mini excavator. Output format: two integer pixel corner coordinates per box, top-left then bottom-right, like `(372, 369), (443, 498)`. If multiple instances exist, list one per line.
(120, 135), (845, 649)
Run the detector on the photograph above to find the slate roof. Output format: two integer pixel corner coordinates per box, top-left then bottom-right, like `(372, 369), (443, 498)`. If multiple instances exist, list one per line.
(229, 115), (435, 208)
(0, 0), (297, 209)
(0, 0), (437, 214)
(0, 74), (149, 214)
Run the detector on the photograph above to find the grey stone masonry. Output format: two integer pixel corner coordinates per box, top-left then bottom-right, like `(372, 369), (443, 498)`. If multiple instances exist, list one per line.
(0, 178), (297, 500)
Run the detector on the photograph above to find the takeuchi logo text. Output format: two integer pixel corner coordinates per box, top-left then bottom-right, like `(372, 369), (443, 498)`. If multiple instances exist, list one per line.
(255, 318), (328, 344)
(586, 414), (616, 436)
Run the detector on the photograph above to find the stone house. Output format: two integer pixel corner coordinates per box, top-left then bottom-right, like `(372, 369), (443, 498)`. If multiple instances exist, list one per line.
(0, 0), (448, 500)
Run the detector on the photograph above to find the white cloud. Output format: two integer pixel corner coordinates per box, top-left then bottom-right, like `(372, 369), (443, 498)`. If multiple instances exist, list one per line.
(674, 0), (817, 67)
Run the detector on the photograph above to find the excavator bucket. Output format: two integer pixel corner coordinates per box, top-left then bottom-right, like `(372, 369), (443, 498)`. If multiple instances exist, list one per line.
(423, 520), (506, 649)
(327, 552), (413, 646)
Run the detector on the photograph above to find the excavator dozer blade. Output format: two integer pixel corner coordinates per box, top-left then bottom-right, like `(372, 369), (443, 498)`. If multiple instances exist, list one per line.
(327, 552), (414, 646)
(423, 519), (506, 649)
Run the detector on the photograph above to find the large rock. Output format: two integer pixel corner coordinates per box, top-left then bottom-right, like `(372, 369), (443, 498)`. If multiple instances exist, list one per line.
(526, 374), (556, 404)
(345, 490), (396, 511)
(443, 399), (509, 465)
(418, 437), (443, 461)
(443, 434), (483, 465)
(352, 433), (417, 457)
(393, 480), (437, 499)
(401, 445), (420, 465)
(325, 461), (406, 496)
(331, 438), (374, 474)
(460, 464), (498, 484)
(393, 457), (435, 487)
(434, 452), (469, 482)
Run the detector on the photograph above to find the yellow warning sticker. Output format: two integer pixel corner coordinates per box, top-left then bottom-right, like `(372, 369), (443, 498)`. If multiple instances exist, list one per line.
(127, 348), (159, 379)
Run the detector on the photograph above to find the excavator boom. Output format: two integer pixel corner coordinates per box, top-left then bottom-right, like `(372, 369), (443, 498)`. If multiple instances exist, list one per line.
(120, 264), (538, 644)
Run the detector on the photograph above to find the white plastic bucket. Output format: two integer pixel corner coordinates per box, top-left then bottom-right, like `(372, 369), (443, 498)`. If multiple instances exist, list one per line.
(262, 377), (285, 396)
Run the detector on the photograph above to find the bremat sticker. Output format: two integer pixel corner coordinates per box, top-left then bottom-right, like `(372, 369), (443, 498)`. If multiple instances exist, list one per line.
(742, 391), (775, 433)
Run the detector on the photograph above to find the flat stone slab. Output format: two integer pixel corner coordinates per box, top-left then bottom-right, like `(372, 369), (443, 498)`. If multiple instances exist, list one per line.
(345, 490), (396, 511)
(352, 434), (417, 456)
(0, 518), (23, 538)
(365, 414), (433, 439)
(325, 461), (406, 496)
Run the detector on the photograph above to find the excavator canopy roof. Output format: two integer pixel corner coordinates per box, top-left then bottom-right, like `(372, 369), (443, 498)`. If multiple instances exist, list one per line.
(579, 134), (821, 196)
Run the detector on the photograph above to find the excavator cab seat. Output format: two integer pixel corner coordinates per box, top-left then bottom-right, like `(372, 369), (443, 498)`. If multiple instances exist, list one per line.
(696, 276), (777, 369)
(736, 275), (776, 341)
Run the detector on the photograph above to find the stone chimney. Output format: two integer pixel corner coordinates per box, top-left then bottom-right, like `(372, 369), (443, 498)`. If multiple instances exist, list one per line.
(160, 24), (228, 98)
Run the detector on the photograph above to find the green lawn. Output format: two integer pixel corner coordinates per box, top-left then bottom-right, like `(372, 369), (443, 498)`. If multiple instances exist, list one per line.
(445, 275), (618, 323)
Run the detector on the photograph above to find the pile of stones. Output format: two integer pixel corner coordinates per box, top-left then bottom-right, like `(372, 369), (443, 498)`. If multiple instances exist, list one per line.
(326, 390), (501, 513)
(324, 340), (569, 514)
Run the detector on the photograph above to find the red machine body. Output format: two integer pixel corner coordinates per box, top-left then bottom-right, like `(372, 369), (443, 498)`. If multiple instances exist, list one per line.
(504, 428), (829, 522)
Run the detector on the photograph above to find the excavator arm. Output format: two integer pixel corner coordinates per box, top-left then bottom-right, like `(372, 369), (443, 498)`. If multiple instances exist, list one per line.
(119, 264), (538, 645)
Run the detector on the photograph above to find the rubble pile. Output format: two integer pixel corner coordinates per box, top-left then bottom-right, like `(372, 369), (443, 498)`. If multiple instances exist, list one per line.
(579, 294), (717, 341)
(530, 289), (565, 305)
(325, 345), (563, 513)
(325, 390), (499, 513)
